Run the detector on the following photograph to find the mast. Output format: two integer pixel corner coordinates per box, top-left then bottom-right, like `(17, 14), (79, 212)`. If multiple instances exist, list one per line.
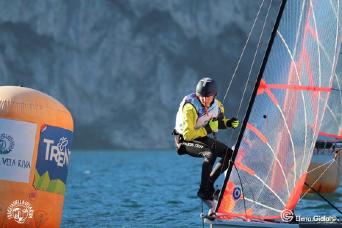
(216, 0), (288, 211)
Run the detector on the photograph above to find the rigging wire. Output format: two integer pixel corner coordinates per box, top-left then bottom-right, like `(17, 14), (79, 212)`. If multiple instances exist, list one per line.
(222, 0), (274, 150)
(305, 157), (336, 174)
(331, 87), (342, 91)
(233, 164), (248, 218)
(215, 0), (341, 221)
(214, 0), (271, 212)
(303, 182), (342, 215)
(300, 150), (341, 200)
(215, 0), (275, 214)
(201, 201), (204, 228)
(223, 0), (267, 103)
(236, 0), (274, 117)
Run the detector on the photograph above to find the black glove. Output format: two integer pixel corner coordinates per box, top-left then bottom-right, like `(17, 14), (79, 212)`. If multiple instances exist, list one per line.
(226, 117), (239, 129)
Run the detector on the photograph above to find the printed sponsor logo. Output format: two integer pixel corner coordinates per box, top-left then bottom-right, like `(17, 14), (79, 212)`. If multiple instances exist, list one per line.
(0, 133), (31, 169)
(182, 142), (204, 149)
(1, 157), (31, 168)
(281, 209), (294, 222)
(232, 186), (242, 200)
(7, 200), (34, 224)
(0, 119), (36, 183)
(0, 133), (15, 154)
(43, 137), (70, 167)
(35, 125), (73, 194)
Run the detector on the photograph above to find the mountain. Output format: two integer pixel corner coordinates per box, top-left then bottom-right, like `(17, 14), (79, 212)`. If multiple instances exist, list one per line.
(0, 0), (278, 149)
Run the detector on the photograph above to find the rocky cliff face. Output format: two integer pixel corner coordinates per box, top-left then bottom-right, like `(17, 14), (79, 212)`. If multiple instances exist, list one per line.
(0, 0), (279, 149)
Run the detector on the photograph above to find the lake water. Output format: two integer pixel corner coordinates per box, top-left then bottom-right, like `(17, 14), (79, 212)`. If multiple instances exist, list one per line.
(62, 150), (342, 227)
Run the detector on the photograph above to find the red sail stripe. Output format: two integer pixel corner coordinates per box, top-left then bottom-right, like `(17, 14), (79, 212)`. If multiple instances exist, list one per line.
(246, 123), (268, 143)
(257, 79), (267, 95)
(217, 1), (340, 220)
(234, 147), (255, 176)
(265, 84), (331, 92)
(235, 159), (256, 176)
(306, 23), (318, 40)
(265, 88), (279, 106)
(217, 181), (237, 214)
(302, 47), (320, 124)
(301, 48), (315, 87)
(285, 173), (307, 210)
(242, 137), (254, 147)
(306, 6), (318, 40)
(318, 131), (342, 139)
(258, 79), (331, 93)
(216, 213), (280, 220)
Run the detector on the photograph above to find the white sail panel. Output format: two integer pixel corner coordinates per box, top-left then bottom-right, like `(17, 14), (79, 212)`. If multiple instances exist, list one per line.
(318, 58), (342, 140)
(217, 0), (341, 220)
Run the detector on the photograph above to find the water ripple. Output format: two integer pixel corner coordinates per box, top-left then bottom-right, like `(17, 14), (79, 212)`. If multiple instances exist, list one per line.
(62, 150), (342, 227)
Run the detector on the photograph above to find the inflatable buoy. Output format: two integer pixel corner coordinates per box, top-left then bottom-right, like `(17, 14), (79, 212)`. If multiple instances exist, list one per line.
(0, 86), (73, 227)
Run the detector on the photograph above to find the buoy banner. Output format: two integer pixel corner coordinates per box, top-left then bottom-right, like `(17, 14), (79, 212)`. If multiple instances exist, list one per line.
(0, 118), (37, 183)
(34, 125), (73, 195)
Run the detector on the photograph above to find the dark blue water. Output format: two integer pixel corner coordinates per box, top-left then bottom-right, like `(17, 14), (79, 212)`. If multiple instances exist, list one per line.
(62, 150), (342, 227)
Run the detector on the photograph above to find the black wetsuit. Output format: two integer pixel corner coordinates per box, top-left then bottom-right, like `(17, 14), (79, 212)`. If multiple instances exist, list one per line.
(173, 131), (233, 198)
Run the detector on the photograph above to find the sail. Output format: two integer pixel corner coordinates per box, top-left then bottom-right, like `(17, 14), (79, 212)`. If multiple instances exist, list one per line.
(216, 0), (342, 220)
(317, 59), (342, 141)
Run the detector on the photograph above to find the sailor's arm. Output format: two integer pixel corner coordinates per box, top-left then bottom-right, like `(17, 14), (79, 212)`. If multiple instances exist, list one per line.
(182, 103), (208, 141)
(217, 100), (239, 129)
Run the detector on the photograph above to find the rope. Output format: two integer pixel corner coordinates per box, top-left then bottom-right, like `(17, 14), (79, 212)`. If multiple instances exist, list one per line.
(305, 158), (336, 174)
(201, 200), (204, 228)
(215, 0), (275, 214)
(216, 0), (341, 219)
(236, 0), (274, 118)
(300, 153), (338, 200)
(223, 0), (266, 103)
(222, 0), (273, 152)
(221, 0), (273, 170)
(303, 182), (342, 215)
(300, 150), (340, 200)
(233, 164), (248, 217)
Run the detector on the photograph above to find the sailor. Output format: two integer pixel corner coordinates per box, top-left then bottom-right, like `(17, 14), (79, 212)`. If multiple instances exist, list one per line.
(173, 77), (239, 201)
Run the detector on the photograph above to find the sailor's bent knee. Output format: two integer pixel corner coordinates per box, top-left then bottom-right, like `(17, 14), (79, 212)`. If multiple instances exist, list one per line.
(201, 151), (214, 162)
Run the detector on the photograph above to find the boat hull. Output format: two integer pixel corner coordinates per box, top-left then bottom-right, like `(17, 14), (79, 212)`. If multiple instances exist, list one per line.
(303, 150), (341, 193)
(208, 220), (342, 227)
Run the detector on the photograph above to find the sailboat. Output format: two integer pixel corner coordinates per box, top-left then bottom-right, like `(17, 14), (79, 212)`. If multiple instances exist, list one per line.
(205, 0), (342, 226)
(304, 68), (342, 194)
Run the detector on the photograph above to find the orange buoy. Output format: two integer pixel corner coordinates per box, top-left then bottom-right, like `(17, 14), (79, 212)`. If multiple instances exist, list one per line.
(0, 86), (73, 227)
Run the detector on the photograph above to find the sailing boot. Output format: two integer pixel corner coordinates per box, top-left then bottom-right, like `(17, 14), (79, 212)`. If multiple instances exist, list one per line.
(197, 188), (213, 201)
(208, 179), (220, 200)
(197, 179), (214, 201)
(208, 180), (215, 197)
